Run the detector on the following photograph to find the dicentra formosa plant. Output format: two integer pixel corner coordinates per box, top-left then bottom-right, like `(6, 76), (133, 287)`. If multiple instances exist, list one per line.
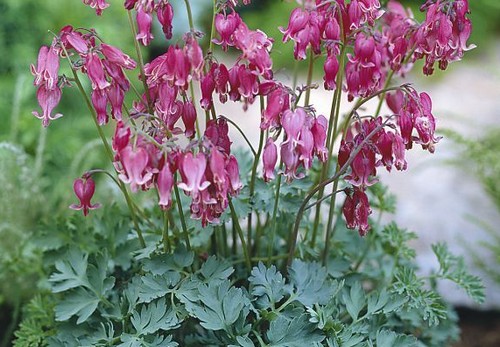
(21, 0), (483, 346)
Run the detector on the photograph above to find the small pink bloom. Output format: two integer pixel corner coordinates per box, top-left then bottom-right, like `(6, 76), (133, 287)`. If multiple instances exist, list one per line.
(182, 101), (197, 138)
(280, 8), (309, 43)
(156, 1), (174, 40)
(185, 37), (204, 79)
(82, 0), (109, 16)
(178, 152), (211, 199)
(31, 46), (49, 87)
(136, 9), (154, 46)
(342, 187), (372, 236)
(86, 52), (110, 90)
(213, 12), (241, 50)
(298, 126), (314, 170)
(263, 138), (278, 182)
(102, 60), (130, 91)
(42, 46), (60, 90)
(200, 72), (215, 110)
(101, 43), (137, 70)
(226, 155), (242, 194)
(375, 130), (394, 171)
(59, 26), (89, 54)
(124, 0), (138, 10)
(393, 132), (407, 171)
(311, 115), (328, 162)
(282, 108), (306, 145)
(157, 162), (174, 209)
(112, 121), (131, 152)
(261, 86), (290, 130)
(70, 176), (101, 216)
(414, 92), (440, 153)
(345, 146), (378, 188)
(107, 83), (124, 120)
(209, 148), (227, 190)
(205, 118), (232, 155)
(323, 54), (339, 90)
(91, 89), (109, 125)
(119, 146), (153, 192)
(32, 85), (63, 127)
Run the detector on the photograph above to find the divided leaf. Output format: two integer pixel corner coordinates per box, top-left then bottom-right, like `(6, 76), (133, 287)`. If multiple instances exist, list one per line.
(131, 298), (180, 335)
(182, 280), (250, 333)
(249, 262), (289, 309)
(266, 314), (324, 346)
(289, 260), (333, 306)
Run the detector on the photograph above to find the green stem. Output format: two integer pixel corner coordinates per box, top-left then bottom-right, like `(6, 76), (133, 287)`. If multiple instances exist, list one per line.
(163, 210), (171, 253)
(322, 179), (340, 265)
(183, 0), (195, 32)
(9, 74), (25, 142)
(127, 10), (153, 114)
(174, 183), (191, 251)
(304, 48), (315, 107)
(267, 170), (283, 265)
(229, 199), (251, 271)
(247, 96), (266, 256)
(209, 0), (217, 53)
(34, 126), (47, 177)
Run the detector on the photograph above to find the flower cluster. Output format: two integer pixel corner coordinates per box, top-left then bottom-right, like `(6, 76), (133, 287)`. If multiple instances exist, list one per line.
(414, 0), (475, 75)
(30, 45), (63, 127)
(111, 118), (241, 226)
(31, 0), (473, 239)
(31, 26), (137, 126)
(82, 0), (174, 46)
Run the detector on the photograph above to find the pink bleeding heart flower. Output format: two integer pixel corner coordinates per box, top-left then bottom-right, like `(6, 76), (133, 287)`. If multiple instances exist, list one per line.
(136, 9), (154, 46)
(32, 85), (63, 127)
(118, 146), (153, 192)
(157, 162), (175, 209)
(157, 1), (174, 40)
(91, 89), (109, 125)
(182, 101), (197, 138)
(226, 155), (242, 194)
(31, 45), (60, 90)
(213, 12), (242, 51)
(86, 52), (111, 90)
(209, 148), (227, 190)
(311, 115), (328, 162)
(70, 176), (101, 216)
(177, 152), (211, 200)
(263, 138), (278, 182)
(323, 54), (339, 91)
(100, 43), (137, 70)
(342, 187), (372, 236)
(82, 0), (109, 16)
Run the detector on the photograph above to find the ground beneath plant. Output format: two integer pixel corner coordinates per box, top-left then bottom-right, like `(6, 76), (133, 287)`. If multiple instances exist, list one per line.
(454, 307), (500, 347)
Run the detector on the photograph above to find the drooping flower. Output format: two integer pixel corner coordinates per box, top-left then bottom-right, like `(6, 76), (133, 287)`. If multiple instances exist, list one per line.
(263, 138), (278, 182)
(157, 161), (175, 209)
(70, 176), (101, 216)
(100, 43), (137, 70)
(136, 8), (154, 46)
(177, 152), (211, 201)
(342, 187), (372, 236)
(118, 145), (153, 192)
(156, 1), (174, 40)
(32, 85), (63, 128)
(82, 0), (109, 16)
